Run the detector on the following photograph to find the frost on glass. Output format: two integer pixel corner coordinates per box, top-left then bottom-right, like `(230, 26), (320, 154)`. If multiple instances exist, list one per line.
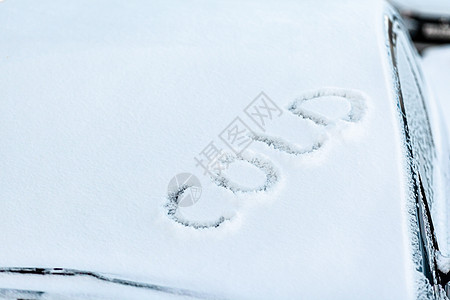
(396, 30), (436, 210)
(384, 8), (447, 299)
(396, 30), (439, 297)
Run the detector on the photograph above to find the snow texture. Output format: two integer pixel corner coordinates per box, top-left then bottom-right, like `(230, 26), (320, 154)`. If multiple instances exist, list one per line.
(0, 0), (425, 298)
(436, 252), (450, 274)
(422, 45), (450, 256)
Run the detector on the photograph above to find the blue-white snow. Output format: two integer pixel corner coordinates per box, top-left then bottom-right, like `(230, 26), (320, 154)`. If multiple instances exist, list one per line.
(0, 0), (438, 299)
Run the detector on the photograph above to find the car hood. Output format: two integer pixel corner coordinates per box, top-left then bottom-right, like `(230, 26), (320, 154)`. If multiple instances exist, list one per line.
(0, 0), (416, 299)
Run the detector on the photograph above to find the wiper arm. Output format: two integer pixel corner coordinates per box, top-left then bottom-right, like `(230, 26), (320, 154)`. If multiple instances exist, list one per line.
(0, 267), (222, 299)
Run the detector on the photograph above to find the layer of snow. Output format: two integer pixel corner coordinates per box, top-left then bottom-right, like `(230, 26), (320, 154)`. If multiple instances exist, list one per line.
(436, 252), (450, 274)
(422, 45), (450, 256)
(0, 0), (417, 298)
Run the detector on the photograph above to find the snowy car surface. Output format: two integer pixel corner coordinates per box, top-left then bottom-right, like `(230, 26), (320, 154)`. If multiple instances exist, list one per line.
(0, 0), (449, 299)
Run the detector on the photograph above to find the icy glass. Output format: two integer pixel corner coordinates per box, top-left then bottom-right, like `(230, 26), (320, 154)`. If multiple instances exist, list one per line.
(385, 10), (447, 297)
(396, 30), (436, 210)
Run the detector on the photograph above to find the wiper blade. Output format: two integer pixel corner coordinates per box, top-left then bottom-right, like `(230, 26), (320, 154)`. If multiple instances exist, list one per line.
(0, 267), (222, 299)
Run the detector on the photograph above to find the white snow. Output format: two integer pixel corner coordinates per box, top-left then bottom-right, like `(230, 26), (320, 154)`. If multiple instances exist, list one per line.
(0, 0), (421, 299)
(436, 252), (450, 274)
(421, 45), (450, 257)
